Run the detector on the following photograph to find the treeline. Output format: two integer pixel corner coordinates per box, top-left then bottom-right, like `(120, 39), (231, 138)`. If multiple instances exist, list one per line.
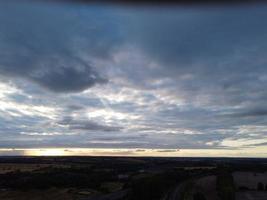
(128, 170), (188, 200)
(216, 169), (235, 200)
(0, 167), (114, 190)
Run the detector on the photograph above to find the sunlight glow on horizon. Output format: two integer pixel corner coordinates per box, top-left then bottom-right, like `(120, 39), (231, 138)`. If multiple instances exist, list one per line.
(0, 147), (265, 158)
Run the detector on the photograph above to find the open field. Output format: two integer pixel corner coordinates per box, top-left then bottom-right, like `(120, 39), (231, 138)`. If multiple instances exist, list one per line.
(0, 188), (74, 200)
(236, 191), (267, 200)
(0, 163), (71, 174)
(233, 172), (267, 190)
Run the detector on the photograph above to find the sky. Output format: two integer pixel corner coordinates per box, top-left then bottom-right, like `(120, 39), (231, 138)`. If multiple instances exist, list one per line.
(0, 1), (266, 157)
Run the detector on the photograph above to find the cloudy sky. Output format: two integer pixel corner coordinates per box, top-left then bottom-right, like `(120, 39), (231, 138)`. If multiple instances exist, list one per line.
(0, 1), (266, 157)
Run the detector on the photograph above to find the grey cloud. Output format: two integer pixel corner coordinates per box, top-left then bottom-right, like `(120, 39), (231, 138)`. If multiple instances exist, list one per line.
(29, 64), (107, 93)
(116, 6), (267, 108)
(58, 116), (122, 132)
(67, 104), (85, 111)
(251, 142), (267, 147)
(127, 7), (267, 68)
(156, 149), (179, 153)
(135, 149), (146, 152)
(0, 2), (121, 93)
(226, 108), (267, 118)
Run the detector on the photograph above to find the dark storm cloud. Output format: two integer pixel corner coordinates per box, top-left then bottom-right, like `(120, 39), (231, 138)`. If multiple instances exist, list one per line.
(1, 2), (267, 94)
(58, 116), (122, 132)
(115, 6), (266, 86)
(226, 108), (267, 118)
(29, 64), (107, 92)
(127, 6), (267, 66)
(0, 2), (123, 92)
(39, 0), (267, 6)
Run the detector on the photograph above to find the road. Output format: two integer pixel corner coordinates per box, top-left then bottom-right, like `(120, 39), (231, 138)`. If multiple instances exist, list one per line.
(163, 180), (192, 200)
(79, 189), (129, 200)
(164, 173), (215, 200)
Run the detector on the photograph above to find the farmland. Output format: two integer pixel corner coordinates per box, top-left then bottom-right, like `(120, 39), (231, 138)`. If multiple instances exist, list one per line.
(0, 157), (266, 200)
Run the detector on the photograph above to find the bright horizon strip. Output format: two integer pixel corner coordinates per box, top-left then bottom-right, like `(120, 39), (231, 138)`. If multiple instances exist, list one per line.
(0, 147), (266, 158)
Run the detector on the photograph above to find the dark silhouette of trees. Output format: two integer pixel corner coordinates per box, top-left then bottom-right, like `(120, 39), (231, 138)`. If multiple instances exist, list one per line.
(193, 192), (206, 200)
(216, 170), (235, 200)
(129, 171), (185, 200)
(257, 182), (264, 191)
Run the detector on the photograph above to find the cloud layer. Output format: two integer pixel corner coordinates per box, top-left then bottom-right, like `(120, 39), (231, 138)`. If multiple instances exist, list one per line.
(0, 1), (266, 156)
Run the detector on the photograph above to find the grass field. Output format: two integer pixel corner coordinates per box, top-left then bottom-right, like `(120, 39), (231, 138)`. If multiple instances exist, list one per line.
(233, 172), (267, 190)
(0, 163), (71, 174)
(236, 191), (267, 200)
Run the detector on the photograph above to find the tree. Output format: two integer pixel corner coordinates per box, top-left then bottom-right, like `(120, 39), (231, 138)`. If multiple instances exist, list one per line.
(216, 170), (235, 200)
(193, 192), (206, 200)
(257, 182), (264, 191)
